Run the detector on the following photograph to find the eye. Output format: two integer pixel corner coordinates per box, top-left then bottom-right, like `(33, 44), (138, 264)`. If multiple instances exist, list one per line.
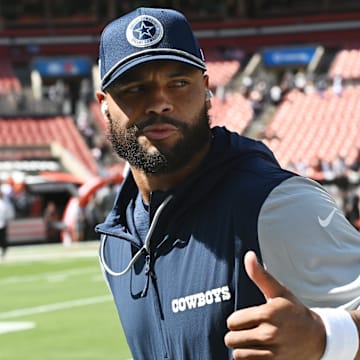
(124, 84), (146, 94)
(172, 79), (189, 87)
(109, 82), (146, 96)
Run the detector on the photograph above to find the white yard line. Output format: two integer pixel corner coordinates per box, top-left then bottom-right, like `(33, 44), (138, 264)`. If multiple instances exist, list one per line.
(3, 241), (99, 263)
(0, 295), (112, 320)
(0, 243), (112, 337)
(0, 321), (36, 334)
(0, 267), (98, 285)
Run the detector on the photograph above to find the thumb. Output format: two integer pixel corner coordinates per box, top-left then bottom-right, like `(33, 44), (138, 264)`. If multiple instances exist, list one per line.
(244, 250), (295, 302)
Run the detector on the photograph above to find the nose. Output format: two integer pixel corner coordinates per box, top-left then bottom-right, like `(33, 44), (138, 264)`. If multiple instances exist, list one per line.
(145, 88), (174, 115)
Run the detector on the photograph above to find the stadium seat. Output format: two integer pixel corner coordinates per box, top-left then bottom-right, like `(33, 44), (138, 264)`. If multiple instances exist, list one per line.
(262, 86), (360, 170)
(0, 116), (98, 175)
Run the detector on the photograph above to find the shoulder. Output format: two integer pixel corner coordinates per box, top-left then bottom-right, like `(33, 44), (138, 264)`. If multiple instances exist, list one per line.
(258, 176), (360, 307)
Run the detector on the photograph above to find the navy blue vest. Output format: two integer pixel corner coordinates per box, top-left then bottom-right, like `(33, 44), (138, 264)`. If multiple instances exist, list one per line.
(97, 127), (294, 359)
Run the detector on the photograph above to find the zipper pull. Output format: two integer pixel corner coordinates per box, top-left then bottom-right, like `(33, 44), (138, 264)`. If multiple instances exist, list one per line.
(141, 253), (155, 297)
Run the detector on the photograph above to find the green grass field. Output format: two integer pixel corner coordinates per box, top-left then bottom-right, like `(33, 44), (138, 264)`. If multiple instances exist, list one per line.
(0, 242), (132, 360)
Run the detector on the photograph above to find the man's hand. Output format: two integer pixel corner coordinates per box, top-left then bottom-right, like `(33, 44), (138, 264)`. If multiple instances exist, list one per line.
(224, 251), (326, 359)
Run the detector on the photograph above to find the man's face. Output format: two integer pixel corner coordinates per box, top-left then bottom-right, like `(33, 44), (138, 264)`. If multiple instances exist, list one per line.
(100, 61), (212, 174)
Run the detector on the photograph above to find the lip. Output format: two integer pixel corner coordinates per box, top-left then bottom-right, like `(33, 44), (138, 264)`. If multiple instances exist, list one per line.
(141, 123), (178, 140)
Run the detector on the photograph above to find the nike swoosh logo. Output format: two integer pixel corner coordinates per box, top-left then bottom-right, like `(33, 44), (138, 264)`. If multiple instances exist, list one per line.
(318, 208), (337, 228)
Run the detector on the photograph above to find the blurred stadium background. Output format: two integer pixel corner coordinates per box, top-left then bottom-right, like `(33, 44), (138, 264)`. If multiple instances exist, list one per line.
(1, 0), (360, 358)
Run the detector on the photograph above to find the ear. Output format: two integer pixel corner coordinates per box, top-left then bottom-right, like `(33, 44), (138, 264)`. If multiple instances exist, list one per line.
(95, 91), (105, 104)
(96, 91), (108, 116)
(203, 74), (212, 104)
(205, 89), (213, 101)
(203, 73), (209, 88)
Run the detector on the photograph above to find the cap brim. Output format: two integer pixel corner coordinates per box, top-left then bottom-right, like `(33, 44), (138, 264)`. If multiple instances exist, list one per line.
(101, 53), (206, 90)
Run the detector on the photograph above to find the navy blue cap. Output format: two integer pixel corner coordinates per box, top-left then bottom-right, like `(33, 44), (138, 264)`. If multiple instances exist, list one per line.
(99, 7), (207, 90)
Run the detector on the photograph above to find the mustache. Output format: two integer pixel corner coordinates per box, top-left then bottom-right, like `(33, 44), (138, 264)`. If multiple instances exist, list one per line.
(134, 116), (184, 131)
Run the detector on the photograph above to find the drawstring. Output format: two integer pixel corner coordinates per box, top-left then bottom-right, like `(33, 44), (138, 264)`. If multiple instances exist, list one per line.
(100, 235), (147, 277)
(99, 195), (173, 277)
(141, 254), (156, 297)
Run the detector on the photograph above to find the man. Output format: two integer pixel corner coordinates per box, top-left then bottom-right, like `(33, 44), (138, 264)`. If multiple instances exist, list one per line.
(0, 189), (14, 258)
(96, 7), (360, 359)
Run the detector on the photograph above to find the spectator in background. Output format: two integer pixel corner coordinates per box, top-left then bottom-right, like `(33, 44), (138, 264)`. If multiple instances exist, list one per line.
(43, 201), (64, 242)
(316, 75), (328, 97)
(269, 84), (282, 104)
(79, 78), (93, 105)
(294, 68), (307, 91)
(13, 183), (33, 218)
(332, 75), (343, 97)
(84, 196), (101, 239)
(344, 190), (360, 230)
(73, 202), (85, 242)
(95, 183), (116, 221)
(0, 189), (15, 258)
(351, 149), (360, 172)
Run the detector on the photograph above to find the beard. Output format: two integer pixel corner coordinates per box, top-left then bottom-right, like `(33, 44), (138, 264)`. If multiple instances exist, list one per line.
(107, 106), (212, 175)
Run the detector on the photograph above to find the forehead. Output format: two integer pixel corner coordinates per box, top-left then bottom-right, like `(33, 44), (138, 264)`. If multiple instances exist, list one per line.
(112, 60), (203, 85)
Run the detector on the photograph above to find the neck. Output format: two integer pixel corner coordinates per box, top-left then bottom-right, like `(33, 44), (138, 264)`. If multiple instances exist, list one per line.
(131, 140), (211, 205)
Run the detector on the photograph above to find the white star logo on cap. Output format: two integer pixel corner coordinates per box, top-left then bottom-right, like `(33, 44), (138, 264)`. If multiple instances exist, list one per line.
(126, 15), (164, 48)
(134, 21), (155, 39)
